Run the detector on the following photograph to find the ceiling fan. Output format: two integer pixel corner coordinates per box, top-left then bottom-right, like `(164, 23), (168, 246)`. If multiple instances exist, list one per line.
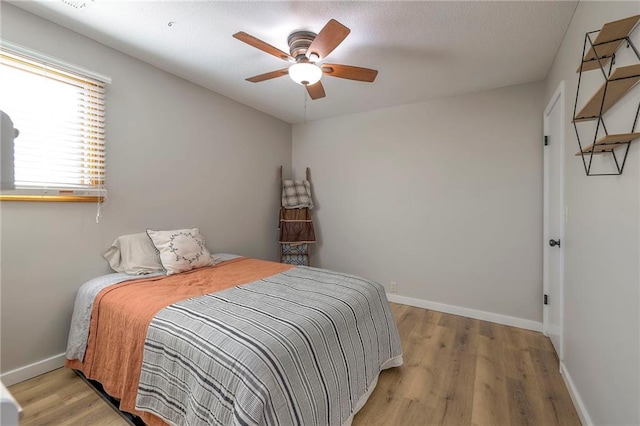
(233, 19), (378, 100)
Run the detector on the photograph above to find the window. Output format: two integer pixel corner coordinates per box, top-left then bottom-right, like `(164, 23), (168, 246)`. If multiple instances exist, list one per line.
(0, 42), (109, 202)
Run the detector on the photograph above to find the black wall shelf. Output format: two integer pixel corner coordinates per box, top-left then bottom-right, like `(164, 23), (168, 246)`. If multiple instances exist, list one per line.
(573, 15), (640, 176)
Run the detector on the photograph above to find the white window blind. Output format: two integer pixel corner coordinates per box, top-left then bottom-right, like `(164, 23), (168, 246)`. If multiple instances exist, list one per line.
(0, 45), (107, 198)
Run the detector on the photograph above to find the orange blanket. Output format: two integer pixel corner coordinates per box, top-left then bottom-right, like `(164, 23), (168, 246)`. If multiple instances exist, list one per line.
(66, 257), (293, 425)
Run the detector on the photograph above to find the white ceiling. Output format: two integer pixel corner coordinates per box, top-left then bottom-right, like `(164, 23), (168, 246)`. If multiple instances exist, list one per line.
(9, 1), (578, 124)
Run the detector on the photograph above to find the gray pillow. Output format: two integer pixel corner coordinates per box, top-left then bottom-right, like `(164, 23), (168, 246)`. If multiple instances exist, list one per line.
(103, 233), (164, 275)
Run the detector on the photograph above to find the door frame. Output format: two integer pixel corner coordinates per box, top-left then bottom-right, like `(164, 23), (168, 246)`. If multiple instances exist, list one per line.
(543, 80), (565, 361)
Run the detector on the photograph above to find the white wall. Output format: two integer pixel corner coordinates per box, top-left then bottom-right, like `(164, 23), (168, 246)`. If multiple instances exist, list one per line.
(0, 4), (291, 375)
(292, 82), (544, 324)
(544, 2), (640, 425)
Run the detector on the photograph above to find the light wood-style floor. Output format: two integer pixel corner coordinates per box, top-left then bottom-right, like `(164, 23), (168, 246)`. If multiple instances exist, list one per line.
(9, 303), (580, 425)
(8, 367), (124, 426)
(354, 304), (580, 425)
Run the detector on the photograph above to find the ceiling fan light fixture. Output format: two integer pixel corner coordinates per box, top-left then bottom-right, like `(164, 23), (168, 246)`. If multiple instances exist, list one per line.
(288, 62), (322, 86)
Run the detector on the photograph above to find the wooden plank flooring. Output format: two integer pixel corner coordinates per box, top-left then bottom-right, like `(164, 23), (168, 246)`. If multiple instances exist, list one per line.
(353, 304), (580, 425)
(8, 367), (124, 426)
(9, 303), (580, 425)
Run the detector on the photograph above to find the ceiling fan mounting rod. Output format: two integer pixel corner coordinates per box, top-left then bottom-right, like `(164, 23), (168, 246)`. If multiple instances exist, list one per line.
(288, 31), (317, 60)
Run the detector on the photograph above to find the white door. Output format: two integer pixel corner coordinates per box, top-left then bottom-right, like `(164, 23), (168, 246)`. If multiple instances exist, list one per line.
(543, 81), (565, 360)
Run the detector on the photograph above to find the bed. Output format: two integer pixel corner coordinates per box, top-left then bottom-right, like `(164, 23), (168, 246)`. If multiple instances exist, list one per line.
(65, 255), (403, 426)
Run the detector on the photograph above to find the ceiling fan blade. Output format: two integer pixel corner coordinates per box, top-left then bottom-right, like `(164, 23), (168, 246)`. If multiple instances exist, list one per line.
(306, 19), (350, 60)
(233, 32), (293, 62)
(246, 68), (289, 83)
(321, 64), (378, 82)
(306, 81), (326, 100)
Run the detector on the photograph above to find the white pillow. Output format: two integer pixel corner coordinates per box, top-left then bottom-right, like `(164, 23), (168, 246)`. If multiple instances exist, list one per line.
(103, 233), (164, 275)
(146, 228), (214, 275)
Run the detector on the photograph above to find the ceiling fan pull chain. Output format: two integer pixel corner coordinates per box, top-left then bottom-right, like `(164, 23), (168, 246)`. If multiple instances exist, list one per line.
(304, 89), (308, 123)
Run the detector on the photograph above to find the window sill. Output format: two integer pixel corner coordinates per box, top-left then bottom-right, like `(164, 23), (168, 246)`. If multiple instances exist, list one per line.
(0, 195), (103, 202)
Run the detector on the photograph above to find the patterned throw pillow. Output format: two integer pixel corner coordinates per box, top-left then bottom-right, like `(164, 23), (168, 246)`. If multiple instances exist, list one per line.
(147, 228), (214, 275)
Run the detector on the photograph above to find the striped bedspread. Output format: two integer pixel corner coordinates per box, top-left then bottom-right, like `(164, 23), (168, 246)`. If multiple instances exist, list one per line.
(136, 266), (403, 426)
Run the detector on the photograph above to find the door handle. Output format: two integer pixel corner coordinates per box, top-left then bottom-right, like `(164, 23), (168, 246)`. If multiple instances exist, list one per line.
(549, 239), (561, 247)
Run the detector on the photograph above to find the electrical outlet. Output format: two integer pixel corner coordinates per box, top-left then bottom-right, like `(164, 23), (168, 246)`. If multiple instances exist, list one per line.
(390, 281), (397, 292)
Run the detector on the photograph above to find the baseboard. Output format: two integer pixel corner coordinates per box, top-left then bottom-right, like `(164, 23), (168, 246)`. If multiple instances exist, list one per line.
(560, 361), (593, 426)
(386, 293), (542, 332)
(0, 353), (66, 386)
